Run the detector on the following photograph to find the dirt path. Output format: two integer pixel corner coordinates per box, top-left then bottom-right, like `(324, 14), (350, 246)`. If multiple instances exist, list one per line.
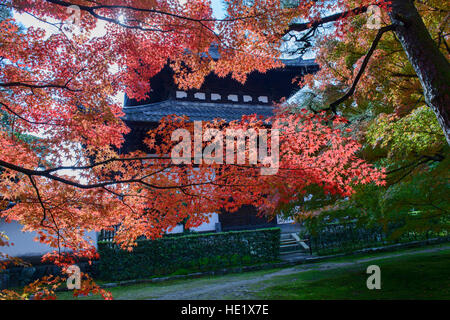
(122, 244), (449, 300)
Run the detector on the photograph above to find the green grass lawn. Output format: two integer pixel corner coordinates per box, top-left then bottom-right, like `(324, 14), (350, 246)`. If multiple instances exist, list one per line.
(58, 244), (450, 300)
(254, 247), (450, 299)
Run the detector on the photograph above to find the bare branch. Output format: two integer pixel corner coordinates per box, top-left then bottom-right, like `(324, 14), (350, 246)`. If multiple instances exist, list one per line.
(0, 82), (81, 92)
(285, 6), (369, 34)
(27, 175), (48, 227)
(0, 158), (214, 190)
(0, 101), (65, 126)
(326, 24), (397, 113)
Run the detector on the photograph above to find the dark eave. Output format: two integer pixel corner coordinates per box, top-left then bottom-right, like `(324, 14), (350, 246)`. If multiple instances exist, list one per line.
(122, 99), (274, 123)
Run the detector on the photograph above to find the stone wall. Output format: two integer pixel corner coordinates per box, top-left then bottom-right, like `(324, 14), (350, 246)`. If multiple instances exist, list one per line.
(0, 260), (98, 290)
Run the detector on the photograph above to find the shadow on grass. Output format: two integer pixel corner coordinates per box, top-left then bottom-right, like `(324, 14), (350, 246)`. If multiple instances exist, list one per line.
(58, 244), (450, 300)
(254, 249), (450, 299)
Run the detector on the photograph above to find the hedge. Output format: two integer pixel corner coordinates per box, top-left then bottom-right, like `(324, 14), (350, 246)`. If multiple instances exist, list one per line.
(307, 221), (448, 255)
(97, 227), (280, 281)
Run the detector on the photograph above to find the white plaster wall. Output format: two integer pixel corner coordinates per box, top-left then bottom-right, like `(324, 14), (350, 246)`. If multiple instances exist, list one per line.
(190, 212), (219, 232)
(165, 212), (219, 234)
(277, 215), (295, 224)
(165, 224), (184, 234)
(0, 219), (97, 258)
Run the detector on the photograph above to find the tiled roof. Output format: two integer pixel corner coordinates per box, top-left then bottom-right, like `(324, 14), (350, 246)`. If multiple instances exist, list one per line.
(121, 56), (318, 123)
(280, 57), (317, 67)
(123, 99), (274, 122)
(208, 45), (317, 68)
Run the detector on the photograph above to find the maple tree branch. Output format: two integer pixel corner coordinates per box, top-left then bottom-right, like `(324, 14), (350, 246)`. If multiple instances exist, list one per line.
(38, 0), (226, 37)
(44, 0), (264, 23)
(385, 154), (443, 175)
(387, 153), (444, 185)
(283, 25), (318, 56)
(0, 156), (272, 194)
(325, 24), (397, 113)
(390, 72), (419, 78)
(0, 101), (65, 126)
(102, 186), (140, 215)
(45, 0), (197, 23)
(41, 156), (172, 173)
(391, 163), (424, 185)
(26, 175), (63, 255)
(39, 0), (266, 37)
(285, 5), (370, 34)
(0, 158), (217, 191)
(281, 3), (397, 114)
(27, 175), (48, 227)
(0, 82), (81, 92)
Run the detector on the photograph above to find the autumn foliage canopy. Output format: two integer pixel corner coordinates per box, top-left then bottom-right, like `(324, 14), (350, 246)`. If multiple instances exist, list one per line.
(0, 0), (397, 298)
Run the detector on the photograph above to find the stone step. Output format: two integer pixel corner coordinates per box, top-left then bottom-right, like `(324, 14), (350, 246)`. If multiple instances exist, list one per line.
(280, 243), (300, 249)
(280, 248), (307, 254)
(280, 239), (297, 245)
(280, 252), (310, 262)
(280, 246), (308, 252)
(281, 250), (309, 256)
(280, 248), (301, 254)
(280, 232), (311, 256)
(280, 243), (297, 248)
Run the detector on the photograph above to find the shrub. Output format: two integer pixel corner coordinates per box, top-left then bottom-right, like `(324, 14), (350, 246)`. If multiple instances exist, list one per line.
(307, 219), (448, 255)
(97, 227), (280, 281)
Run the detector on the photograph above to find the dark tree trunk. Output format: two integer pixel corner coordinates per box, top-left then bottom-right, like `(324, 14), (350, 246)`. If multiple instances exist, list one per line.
(388, 0), (450, 145)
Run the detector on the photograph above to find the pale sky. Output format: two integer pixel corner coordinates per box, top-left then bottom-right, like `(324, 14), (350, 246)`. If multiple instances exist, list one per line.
(9, 1), (228, 178)
(12, 0), (317, 109)
(12, 0), (227, 105)
(211, 0), (227, 19)
(9, 1), (317, 178)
